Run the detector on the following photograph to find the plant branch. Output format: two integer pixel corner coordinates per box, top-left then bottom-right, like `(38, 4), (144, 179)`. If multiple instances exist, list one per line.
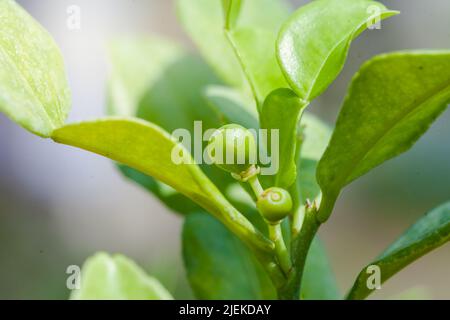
(279, 205), (321, 300)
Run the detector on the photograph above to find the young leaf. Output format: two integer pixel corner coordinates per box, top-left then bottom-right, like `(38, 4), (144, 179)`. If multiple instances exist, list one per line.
(347, 201), (450, 300)
(317, 52), (450, 222)
(183, 212), (276, 300)
(0, 0), (71, 137)
(177, 0), (290, 105)
(277, 0), (398, 101)
(52, 117), (273, 253)
(260, 88), (308, 189)
(71, 253), (173, 300)
(301, 237), (340, 300)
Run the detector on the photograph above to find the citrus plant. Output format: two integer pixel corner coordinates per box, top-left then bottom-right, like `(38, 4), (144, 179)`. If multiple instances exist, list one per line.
(0, 0), (449, 300)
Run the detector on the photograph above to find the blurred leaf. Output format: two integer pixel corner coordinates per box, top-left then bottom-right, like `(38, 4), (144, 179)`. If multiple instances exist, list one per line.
(72, 253), (173, 300)
(277, 0), (398, 101)
(298, 113), (332, 204)
(347, 201), (450, 300)
(301, 237), (340, 300)
(117, 164), (200, 215)
(137, 54), (221, 133)
(204, 85), (258, 129)
(52, 118), (273, 253)
(0, 0), (70, 137)
(177, 0), (290, 104)
(261, 88), (307, 189)
(388, 286), (432, 300)
(222, 0), (242, 29)
(108, 37), (184, 116)
(317, 52), (450, 222)
(177, 0), (246, 89)
(183, 212), (276, 300)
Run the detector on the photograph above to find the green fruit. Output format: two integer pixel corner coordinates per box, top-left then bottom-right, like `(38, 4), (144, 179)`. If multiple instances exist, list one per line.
(257, 188), (293, 223)
(207, 124), (257, 175)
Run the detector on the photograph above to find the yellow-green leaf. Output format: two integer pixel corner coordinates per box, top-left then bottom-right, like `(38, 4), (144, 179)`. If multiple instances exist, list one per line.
(52, 117), (273, 253)
(0, 0), (70, 137)
(71, 253), (173, 300)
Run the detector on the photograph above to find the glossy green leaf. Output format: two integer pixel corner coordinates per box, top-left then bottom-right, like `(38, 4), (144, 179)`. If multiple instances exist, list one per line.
(177, 0), (290, 104)
(204, 85), (258, 129)
(301, 237), (340, 300)
(277, 0), (398, 101)
(52, 117), (273, 253)
(0, 0), (71, 137)
(261, 88), (307, 189)
(183, 212), (276, 300)
(222, 0), (242, 29)
(71, 253), (173, 300)
(317, 52), (450, 222)
(347, 201), (450, 300)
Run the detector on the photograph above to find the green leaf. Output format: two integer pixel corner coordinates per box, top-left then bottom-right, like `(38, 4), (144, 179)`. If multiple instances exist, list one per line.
(260, 88), (307, 189)
(107, 37), (184, 116)
(117, 164), (200, 215)
(204, 85), (259, 129)
(183, 212), (276, 300)
(301, 237), (340, 300)
(108, 37), (235, 214)
(298, 113), (332, 204)
(222, 0), (242, 29)
(317, 52), (450, 222)
(177, 0), (290, 104)
(52, 117), (273, 253)
(0, 0), (71, 137)
(347, 201), (450, 300)
(226, 27), (289, 106)
(71, 253), (173, 300)
(177, 0), (245, 90)
(277, 0), (398, 101)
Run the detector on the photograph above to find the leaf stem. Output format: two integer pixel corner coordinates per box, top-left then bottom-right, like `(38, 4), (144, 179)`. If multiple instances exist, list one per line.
(269, 224), (292, 275)
(248, 175), (264, 196)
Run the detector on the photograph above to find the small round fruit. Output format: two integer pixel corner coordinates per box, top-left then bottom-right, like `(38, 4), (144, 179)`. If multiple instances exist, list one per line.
(207, 124), (257, 175)
(257, 188), (293, 223)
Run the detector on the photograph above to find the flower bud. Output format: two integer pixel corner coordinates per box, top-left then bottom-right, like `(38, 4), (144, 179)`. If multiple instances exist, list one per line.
(257, 187), (293, 224)
(207, 124), (257, 176)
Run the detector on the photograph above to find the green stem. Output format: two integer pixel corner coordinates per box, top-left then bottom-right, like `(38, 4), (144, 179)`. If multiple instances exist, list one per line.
(279, 205), (321, 300)
(269, 224), (292, 275)
(248, 175), (264, 196)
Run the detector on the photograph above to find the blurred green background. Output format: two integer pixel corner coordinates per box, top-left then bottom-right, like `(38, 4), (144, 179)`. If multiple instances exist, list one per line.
(0, 0), (448, 299)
